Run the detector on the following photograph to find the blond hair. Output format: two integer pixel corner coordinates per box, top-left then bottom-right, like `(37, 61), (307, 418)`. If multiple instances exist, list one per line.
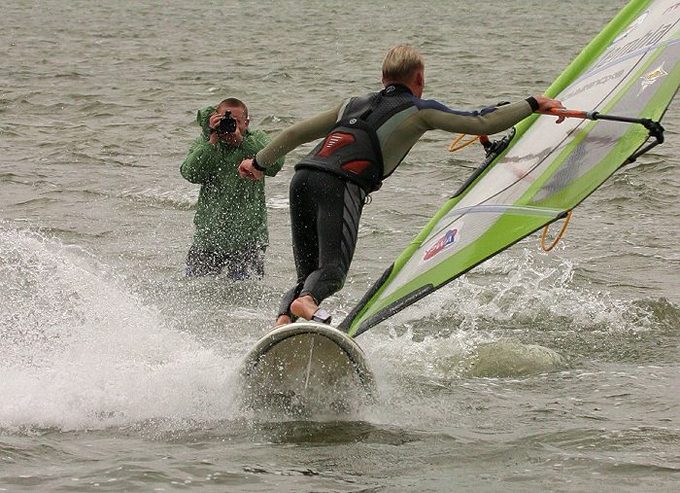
(382, 44), (424, 82)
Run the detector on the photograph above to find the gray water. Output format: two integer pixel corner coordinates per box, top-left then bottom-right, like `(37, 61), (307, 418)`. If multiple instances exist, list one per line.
(1, 1), (679, 491)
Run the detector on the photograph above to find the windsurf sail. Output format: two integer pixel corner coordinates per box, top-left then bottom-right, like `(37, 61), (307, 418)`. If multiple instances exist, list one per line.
(339, 0), (680, 338)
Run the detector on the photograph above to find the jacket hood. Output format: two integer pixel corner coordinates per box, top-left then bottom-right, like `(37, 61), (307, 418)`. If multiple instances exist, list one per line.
(196, 105), (216, 139)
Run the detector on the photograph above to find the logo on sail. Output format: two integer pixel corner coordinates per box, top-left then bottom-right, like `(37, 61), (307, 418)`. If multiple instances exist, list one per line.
(423, 227), (460, 261)
(638, 62), (668, 95)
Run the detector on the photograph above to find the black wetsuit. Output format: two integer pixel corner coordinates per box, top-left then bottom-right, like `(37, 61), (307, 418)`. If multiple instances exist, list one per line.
(277, 169), (366, 317)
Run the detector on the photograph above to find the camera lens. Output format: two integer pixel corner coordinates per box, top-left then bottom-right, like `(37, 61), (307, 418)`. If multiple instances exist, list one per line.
(218, 113), (237, 134)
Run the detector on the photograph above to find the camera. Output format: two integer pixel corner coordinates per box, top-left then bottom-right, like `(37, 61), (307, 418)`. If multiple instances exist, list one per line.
(217, 111), (237, 134)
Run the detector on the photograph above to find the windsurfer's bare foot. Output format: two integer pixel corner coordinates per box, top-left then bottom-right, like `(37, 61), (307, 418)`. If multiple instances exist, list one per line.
(290, 295), (318, 321)
(274, 314), (292, 327)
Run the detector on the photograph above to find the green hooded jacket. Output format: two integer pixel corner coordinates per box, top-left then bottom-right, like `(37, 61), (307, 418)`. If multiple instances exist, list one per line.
(180, 106), (284, 253)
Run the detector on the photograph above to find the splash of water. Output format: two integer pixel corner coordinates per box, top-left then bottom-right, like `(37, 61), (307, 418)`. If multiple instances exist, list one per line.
(358, 247), (657, 387)
(0, 226), (239, 432)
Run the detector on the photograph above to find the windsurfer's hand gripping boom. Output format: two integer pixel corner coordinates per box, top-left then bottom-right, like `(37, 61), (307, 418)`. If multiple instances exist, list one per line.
(532, 95), (567, 123)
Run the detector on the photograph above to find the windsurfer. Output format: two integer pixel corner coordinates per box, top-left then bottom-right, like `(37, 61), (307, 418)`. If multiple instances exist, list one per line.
(238, 44), (565, 327)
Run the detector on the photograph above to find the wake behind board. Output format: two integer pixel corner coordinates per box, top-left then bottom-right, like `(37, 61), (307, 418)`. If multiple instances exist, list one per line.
(240, 322), (376, 416)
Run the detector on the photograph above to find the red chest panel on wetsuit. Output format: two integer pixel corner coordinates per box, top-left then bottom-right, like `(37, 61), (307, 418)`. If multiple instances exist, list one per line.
(317, 132), (355, 157)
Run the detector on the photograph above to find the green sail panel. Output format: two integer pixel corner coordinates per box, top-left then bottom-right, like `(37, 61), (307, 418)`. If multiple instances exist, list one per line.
(341, 0), (680, 337)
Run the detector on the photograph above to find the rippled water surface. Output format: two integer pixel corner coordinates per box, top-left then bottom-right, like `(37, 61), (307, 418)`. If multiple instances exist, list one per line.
(1, 1), (679, 491)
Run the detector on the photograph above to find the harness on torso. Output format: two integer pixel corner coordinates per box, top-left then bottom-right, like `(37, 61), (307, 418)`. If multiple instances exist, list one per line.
(296, 84), (416, 192)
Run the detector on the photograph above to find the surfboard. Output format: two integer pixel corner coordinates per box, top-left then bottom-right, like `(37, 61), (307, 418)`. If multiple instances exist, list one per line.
(239, 322), (376, 416)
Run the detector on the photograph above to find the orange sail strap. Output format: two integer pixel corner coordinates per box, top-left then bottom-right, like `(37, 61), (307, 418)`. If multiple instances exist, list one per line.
(540, 210), (573, 252)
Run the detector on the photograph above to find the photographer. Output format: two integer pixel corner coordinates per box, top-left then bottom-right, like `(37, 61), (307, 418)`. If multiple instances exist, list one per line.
(180, 98), (284, 279)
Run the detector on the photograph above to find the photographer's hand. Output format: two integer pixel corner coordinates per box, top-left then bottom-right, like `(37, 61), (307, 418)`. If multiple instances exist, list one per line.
(239, 159), (264, 181)
(208, 113), (222, 145)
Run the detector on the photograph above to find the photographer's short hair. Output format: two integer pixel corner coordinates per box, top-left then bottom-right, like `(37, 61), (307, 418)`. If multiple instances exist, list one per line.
(217, 97), (248, 119)
(382, 44), (424, 82)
